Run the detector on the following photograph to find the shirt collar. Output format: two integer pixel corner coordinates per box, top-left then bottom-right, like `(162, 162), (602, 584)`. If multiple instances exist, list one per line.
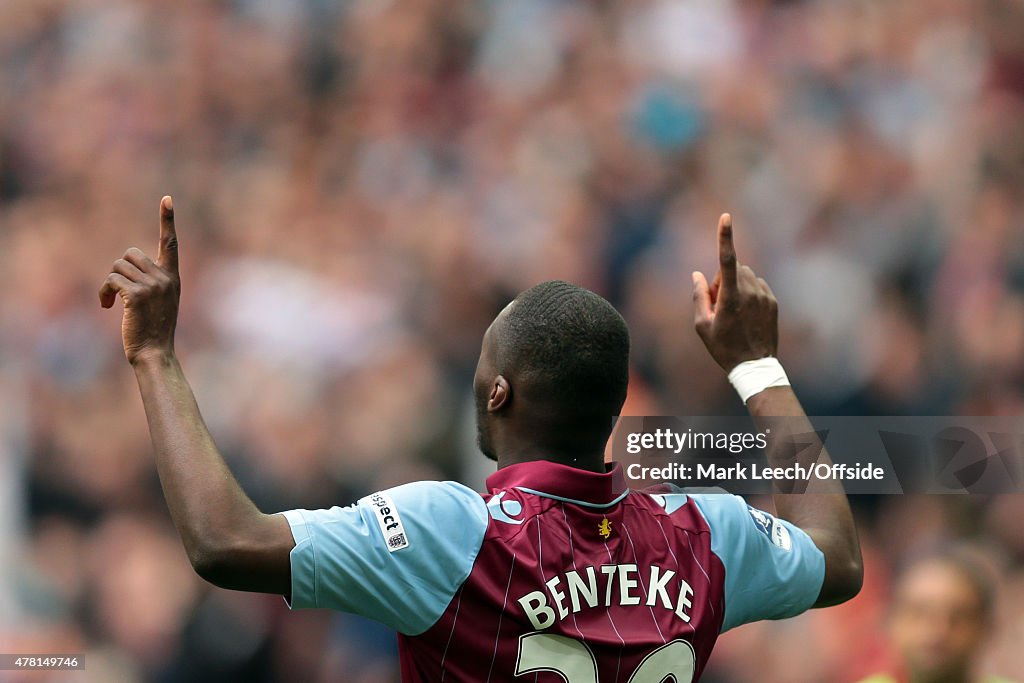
(486, 460), (628, 508)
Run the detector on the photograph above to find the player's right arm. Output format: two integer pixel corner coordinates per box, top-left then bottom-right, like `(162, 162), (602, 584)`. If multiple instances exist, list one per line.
(692, 214), (863, 609)
(100, 197), (295, 595)
(99, 198), (488, 626)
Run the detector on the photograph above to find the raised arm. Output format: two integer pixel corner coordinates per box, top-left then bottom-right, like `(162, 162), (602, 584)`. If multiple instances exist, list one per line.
(100, 197), (294, 595)
(692, 214), (863, 607)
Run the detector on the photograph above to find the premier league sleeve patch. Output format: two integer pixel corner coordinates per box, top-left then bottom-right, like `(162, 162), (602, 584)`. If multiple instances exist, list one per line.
(746, 505), (792, 552)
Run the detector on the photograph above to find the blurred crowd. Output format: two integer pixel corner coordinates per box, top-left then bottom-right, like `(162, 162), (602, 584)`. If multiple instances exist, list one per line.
(1, 0), (1024, 681)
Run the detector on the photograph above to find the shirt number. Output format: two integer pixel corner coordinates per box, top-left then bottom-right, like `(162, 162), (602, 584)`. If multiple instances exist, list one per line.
(515, 633), (696, 682)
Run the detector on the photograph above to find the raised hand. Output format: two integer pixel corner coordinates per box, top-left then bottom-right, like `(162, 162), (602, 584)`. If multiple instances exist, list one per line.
(692, 214), (779, 372)
(99, 196), (181, 365)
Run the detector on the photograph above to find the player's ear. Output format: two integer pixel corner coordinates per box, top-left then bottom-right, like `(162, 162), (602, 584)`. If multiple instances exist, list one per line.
(488, 376), (511, 413)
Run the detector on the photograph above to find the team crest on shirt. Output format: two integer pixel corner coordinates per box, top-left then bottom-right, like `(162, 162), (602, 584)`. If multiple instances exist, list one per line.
(598, 518), (613, 539)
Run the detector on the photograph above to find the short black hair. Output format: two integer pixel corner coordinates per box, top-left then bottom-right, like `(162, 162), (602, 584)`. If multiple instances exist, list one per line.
(496, 280), (630, 423)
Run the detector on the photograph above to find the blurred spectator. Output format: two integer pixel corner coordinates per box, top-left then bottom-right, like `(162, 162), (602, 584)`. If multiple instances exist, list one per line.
(855, 547), (1014, 683)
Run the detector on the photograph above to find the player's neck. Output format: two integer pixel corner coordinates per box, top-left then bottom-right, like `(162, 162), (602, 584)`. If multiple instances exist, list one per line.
(496, 448), (607, 474)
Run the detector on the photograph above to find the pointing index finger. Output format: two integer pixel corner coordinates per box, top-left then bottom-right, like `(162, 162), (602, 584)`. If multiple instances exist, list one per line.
(717, 213), (738, 295)
(157, 195), (178, 273)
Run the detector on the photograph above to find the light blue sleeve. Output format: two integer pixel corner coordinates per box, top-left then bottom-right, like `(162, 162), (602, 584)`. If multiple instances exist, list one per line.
(690, 493), (825, 632)
(278, 480), (489, 636)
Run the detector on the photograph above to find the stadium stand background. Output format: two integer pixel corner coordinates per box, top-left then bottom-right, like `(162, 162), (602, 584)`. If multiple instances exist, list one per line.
(1, 1), (1023, 681)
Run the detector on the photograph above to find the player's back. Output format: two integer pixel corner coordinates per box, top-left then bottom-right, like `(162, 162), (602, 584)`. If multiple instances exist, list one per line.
(393, 462), (823, 679)
(281, 460), (825, 683)
(401, 461), (723, 681)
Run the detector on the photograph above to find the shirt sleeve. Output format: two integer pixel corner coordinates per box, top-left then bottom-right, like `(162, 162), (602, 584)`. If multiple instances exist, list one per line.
(689, 493), (825, 632)
(278, 480), (489, 636)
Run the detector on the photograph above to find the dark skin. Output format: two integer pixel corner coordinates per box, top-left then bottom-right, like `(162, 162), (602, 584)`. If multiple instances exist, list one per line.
(695, 214), (862, 605)
(100, 197), (292, 593)
(472, 304), (611, 474)
(101, 202), (861, 605)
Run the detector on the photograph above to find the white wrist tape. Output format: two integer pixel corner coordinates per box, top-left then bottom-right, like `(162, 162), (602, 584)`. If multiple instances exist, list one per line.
(728, 357), (790, 404)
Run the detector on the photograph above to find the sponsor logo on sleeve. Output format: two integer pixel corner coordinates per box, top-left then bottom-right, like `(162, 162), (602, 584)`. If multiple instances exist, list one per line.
(361, 492), (410, 552)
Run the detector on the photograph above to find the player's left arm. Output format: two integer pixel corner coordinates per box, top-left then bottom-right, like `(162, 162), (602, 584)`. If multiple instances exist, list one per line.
(693, 214), (863, 609)
(99, 197), (294, 595)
